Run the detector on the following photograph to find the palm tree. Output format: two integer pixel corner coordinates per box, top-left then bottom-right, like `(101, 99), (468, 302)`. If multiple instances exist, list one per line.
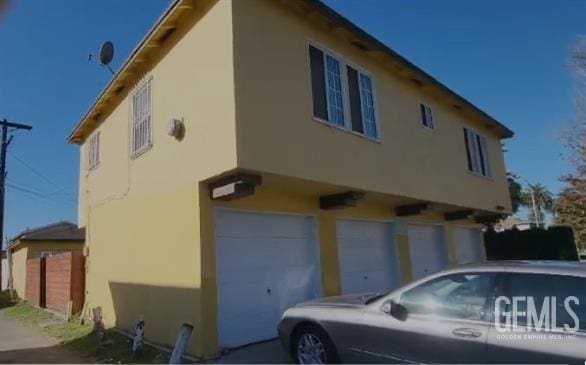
(521, 183), (554, 226)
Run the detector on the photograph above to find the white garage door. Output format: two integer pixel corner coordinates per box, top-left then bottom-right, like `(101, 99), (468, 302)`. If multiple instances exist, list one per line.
(454, 227), (485, 264)
(337, 220), (400, 294)
(408, 224), (449, 280)
(215, 210), (322, 349)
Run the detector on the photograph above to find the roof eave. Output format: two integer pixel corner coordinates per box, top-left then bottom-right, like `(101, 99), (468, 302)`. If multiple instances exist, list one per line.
(306, 0), (513, 139)
(67, 0), (186, 144)
(68, 0), (514, 143)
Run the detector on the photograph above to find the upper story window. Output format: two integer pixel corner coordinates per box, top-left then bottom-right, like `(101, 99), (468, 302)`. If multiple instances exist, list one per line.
(309, 44), (378, 139)
(131, 77), (153, 157)
(420, 104), (434, 130)
(463, 127), (491, 177)
(88, 132), (100, 171)
(325, 55), (345, 126)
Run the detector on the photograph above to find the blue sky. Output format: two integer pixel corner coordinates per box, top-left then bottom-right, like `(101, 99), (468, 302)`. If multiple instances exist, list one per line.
(0, 0), (583, 243)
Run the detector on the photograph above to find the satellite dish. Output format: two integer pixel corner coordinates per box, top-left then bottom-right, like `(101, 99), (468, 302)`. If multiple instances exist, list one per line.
(99, 41), (114, 66)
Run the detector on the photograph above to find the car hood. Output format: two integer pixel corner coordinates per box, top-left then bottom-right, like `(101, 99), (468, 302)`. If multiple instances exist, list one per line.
(296, 293), (383, 308)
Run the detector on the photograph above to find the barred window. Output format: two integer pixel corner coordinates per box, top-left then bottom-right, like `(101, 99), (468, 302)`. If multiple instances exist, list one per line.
(132, 78), (152, 156)
(88, 132), (100, 170)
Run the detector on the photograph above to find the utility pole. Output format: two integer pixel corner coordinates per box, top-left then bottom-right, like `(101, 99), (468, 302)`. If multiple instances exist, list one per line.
(529, 186), (540, 227)
(513, 173), (541, 228)
(0, 118), (32, 290)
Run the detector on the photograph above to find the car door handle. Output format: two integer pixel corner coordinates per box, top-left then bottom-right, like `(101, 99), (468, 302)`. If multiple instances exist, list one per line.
(452, 328), (482, 338)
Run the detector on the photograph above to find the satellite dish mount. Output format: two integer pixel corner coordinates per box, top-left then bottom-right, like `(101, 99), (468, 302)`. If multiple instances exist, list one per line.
(89, 41), (115, 75)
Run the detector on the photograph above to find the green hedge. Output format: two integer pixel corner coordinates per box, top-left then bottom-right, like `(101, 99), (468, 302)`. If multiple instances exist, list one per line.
(485, 225), (579, 261)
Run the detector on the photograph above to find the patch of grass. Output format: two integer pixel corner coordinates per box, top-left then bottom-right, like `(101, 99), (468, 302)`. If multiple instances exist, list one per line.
(62, 329), (170, 364)
(4, 301), (53, 326)
(5, 302), (170, 364)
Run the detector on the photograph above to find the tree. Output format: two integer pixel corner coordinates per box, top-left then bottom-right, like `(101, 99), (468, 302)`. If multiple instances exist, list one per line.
(556, 179), (586, 250)
(507, 173), (523, 214)
(556, 36), (586, 250)
(521, 183), (554, 225)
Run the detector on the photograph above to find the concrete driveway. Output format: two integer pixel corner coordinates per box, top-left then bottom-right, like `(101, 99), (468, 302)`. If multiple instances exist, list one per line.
(210, 340), (292, 364)
(0, 309), (87, 364)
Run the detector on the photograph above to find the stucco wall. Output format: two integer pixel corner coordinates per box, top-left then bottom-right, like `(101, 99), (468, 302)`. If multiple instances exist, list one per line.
(76, 0), (236, 356)
(77, 0), (237, 227)
(232, 0), (511, 213)
(10, 246), (27, 298)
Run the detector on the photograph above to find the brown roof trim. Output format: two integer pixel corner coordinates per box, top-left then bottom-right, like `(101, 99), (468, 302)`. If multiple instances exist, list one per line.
(67, 0), (184, 144)
(305, 0), (513, 138)
(68, 0), (513, 143)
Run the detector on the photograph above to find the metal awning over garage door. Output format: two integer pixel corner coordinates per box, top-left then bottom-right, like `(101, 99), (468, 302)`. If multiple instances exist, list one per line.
(215, 209), (322, 349)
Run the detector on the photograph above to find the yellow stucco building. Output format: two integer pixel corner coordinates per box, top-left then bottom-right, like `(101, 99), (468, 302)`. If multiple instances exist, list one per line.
(7, 221), (85, 299)
(68, 0), (513, 358)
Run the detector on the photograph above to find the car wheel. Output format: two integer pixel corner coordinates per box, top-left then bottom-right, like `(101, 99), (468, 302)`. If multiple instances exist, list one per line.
(292, 326), (339, 364)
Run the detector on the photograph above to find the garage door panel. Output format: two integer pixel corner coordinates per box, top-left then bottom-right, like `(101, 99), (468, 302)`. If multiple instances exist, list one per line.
(216, 211), (311, 238)
(216, 210), (321, 349)
(454, 227), (485, 264)
(408, 224), (449, 280)
(337, 220), (400, 294)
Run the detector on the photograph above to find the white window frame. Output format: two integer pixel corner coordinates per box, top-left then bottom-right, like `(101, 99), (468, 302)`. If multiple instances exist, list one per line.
(88, 131), (100, 171)
(308, 41), (381, 142)
(324, 54), (346, 127)
(464, 128), (491, 177)
(131, 76), (153, 158)
(421, 103), (435, 130)
(358, 72), (378, 139)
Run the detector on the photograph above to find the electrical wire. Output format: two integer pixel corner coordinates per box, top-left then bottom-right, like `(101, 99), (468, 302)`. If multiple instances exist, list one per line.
(6, 183), (75, 207)
(10, 153), (63, 190)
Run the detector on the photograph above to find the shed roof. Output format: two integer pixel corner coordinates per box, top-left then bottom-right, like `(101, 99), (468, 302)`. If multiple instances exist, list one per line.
(9, 221), (85, 247)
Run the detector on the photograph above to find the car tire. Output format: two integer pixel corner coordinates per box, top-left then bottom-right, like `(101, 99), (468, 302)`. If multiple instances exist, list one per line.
(291, 324), (340, 364)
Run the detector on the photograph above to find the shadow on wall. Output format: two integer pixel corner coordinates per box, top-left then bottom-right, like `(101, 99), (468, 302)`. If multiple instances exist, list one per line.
(108, 282), (201, 354)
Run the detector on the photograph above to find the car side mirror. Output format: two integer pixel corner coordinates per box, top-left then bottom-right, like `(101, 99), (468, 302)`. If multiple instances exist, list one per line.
(381, 300), (408, 321)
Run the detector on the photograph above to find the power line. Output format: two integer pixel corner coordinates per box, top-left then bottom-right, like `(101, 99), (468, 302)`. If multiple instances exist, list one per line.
(6, 177), (74, 200)
(6, 183), (75, 207)
(10, 153), (62, 190)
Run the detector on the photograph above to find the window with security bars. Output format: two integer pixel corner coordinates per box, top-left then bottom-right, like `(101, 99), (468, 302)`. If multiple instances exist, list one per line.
(88, 132), (100, 170)
(132, 78), (152, 156)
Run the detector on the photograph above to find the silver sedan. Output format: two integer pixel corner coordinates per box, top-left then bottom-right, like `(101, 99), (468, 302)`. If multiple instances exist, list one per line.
(278, 261), (586, 364)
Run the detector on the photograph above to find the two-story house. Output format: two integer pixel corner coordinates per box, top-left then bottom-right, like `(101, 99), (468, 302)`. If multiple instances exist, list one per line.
(68, 0), (513, 358)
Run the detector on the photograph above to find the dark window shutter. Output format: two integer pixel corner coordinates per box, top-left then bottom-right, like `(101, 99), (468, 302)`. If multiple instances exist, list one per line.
(420, 104), (427, 127)
(463, 128), (472, 171)
(309, 45), (328, 121)
(347, 65), (363, 133)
